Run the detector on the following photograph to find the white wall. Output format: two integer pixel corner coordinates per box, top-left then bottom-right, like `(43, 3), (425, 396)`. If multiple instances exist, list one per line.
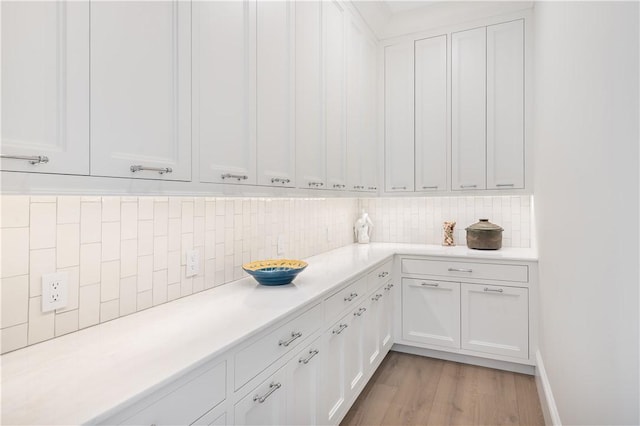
(533, 2), (639, 424)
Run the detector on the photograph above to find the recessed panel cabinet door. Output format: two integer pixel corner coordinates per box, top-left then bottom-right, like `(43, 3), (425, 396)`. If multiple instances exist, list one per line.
(415, 35), (448, 193)
(257, 0), (296, 187)
(487, 20), (525, 190)
(384, 41), (414, 192)
(194, 1), (256, 185)
(361, 37), (379, 192)
(1, 1), (89, 174)
(90, 1), (191, 181)
(321, 315), (350, 424)
(295, 1), (326, 190)
(346, 16), (364, 192)
(452, 26), (486, 190)
(287, 338), (323, 425)
(234, 367), (287, 425)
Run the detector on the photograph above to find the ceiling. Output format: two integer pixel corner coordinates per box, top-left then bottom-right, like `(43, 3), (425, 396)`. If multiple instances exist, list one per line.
(381, 1), (444, 15)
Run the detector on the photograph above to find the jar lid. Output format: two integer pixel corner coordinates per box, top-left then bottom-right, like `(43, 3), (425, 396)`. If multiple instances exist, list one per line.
(465, 218), (504, 232)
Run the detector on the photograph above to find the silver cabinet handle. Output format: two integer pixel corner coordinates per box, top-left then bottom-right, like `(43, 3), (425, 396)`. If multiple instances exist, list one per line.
(368, 186), (377, 190)
(378, 271), (389, 278)
(384, 283), (394, 291)
(422, 185), (438, 189)
(460, 184), (477, 189)
(1, 154), (49, 165)
(354, 307), (367, 316)
(271, 177), (291, 184)
(343, 292), (358, 302)
(353, 185), (365, 189)
(278, 331), (302, 347)
(130, 165), (173, 174)
(332, 323), (348, 335)
(253, 382), (282, 403)
(308, 181), (324, 187)
(448, 268), (473, 273)
(333, 184), (346, 189)
(391, 186), (407, 190)
(221, 173), (248, 181)
(484, 287), (504, 293)
(421, 282), (439, 287)
(299, 349), (319, 364)
(371, 294), (383, 301)
(496, 183), (514, 187)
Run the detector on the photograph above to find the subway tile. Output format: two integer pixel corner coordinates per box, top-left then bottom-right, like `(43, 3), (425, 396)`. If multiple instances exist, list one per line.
(137, 290), (152, 311)
(181, 234), (193, 265)
(57, 224), (80, 268)
(154, 202), (169, 236)
(100, 300), (119, 322)
(80, 244), (101, 286)
(30, 202), (56, 249)
(192, 275), (204, 294)
(119, 276), (137, 316)
(100, 260), (120, 302)
(31, 196), (56, 203)
(80, 202), (101, 244)
(30, 248), (56, 296)
(1, 323), (28, 354)
(167, 283), (181, 302)
(137, 255), (153, 292)
(79, 283), (100, 329)
(138, 220), (153, 256)
(138, 198), (154, 220)
(1, 196), (29, 228)
(194, 198), (205, 217)
(28, 297), (55, 345)
(167, 251), (181, 284)
(55, 310), (79, 337)
(56, 266), (79, 313)
(121, 202), (138, 240)
(101, 222), (120, 261)
(153, 236), (168, 271)
(1, 228), (29, 278)
(120, 240), (137, 278)
(152, 270), (168, 305)
(102, 197), (121, 222)
(168, 197), (181, 218)
(167, 218), (181, 251)
(57, 197), (81, 224)
(1, 275), (29, 328)
(181, 201), (194, 233)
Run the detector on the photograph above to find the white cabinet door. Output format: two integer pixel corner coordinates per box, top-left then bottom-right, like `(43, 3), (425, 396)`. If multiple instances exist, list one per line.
(361, 37), (379, 193)
(90, 1), (191, 181)
(1, 1), (89, 174)
(346, 302), (365, 394)
(287, 338), (322, 425)
(256, 0), (296, 187)
(384, 41), (414, 192)
(345, 16), (365, 192)
(235, 367), (287, 425)
(415, 35), (448, 193)
(461, 283), (529, 359)
(402, 278), (460, 349)
(324, 0), (347, 191)
(451, 26), (486, 190)
(321, 315), (350, 424)
(364, 290), (382, 371)
(194, 1), (256, 185)
(487, 20), (524, 190)
(295, 1), (326, 190)
(380, 282), (396, 353)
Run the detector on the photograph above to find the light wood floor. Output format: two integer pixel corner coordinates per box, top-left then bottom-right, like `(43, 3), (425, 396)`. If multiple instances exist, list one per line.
(341, 351), (545, 426)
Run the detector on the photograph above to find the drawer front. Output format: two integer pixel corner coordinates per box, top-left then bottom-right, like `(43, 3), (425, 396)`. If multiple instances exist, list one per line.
(324, 276), (367, 323)
(367, 260), (393, 292)
(120, 361), (226, 425)
(401, 258), (528, 283)
(234, 303), (322, 390)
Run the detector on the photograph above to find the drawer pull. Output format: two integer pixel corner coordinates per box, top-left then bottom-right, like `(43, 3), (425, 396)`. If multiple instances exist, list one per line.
(278, 331), (302, 347)
(271, 177), (291, 184)
(378, 271), (389, 278)
(384, 284), (394, 291)
(343, 292), (358, 302)
(448, 268), (473, 273)
(460, 184), (477, 189)
(372, 294), (383, 301)
(333, 184), (346, 189)
(368, 186), (377, 190)
(484, 287), (504, 293)
(391, 186), (407, 190)
(353, 185), (365, 189)
(332, 324), (348, 335)
(308, 181), (324, 187)
(422, 185), (438, 190)
(421, 282), (439, 287)
(354, 307), (367, 317)
(221, 173), (248, 181)
(130, 165), (173, 175)
(299, 349), (320, 364)
(253, 382), (282, 403)
(496, 183), (515, 187)
(1, 154), (49, 165)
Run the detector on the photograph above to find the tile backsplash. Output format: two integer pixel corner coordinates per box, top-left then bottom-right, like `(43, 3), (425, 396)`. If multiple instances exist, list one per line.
(0, 196), (358, 354)
(0, 194), (531, 354)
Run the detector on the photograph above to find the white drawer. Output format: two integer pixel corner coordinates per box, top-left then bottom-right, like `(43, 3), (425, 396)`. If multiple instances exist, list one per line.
(119, 361), (226, 426)
(401, 258), (528, 283)
(234, 303), (322, 390)
(324, 276), (367, 323)
(366, 260), (393, 292)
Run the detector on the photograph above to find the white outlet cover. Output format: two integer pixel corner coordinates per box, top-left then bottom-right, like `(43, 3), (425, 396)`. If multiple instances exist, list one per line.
(185, 249), (200, 278)
(42, 272), (69, 312)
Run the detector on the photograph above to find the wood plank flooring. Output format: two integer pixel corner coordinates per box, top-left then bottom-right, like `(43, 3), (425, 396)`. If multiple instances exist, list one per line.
(341, 351), (544, 426)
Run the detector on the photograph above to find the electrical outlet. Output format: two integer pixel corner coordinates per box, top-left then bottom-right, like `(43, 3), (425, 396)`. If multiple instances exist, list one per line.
(277, 235), (285, 256)
(186, 249), (200, 277)
(42, 272), (68, 312)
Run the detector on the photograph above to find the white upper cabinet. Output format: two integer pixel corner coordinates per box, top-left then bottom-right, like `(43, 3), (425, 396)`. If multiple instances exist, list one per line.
(487, 20), (524, 190)
(1, 1), (89, 175)
(452, 26), (486, 190)
(256, 1), (296, 187)
(90, 1), (191, 181)
(415, 35), (448, 193)
(346, 17), (365, 192)
(295, 1), (326, 190)
(194, 1), (257, 185)
(384, 41), (414, 192)
(324, 0), (348, 191)
(361, 37), (379, 192)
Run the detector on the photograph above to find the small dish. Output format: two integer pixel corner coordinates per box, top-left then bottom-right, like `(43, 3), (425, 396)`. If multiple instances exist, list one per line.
(242, 259), (308, 286)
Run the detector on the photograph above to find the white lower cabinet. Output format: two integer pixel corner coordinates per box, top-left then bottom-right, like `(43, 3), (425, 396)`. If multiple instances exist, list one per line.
(235, 368), (288, 426)
(287, 338), (323, 425)
(321, 313), (352, 424)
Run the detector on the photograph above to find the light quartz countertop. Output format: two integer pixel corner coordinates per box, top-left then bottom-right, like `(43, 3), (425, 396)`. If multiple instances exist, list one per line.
(0, 243), (537, 425)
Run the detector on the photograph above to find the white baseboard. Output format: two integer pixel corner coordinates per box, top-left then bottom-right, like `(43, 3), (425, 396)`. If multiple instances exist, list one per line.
(535, 350), (562, 426)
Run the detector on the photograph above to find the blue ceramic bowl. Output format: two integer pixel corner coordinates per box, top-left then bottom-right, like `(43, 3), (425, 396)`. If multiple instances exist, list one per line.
(242, 259), (308, 286)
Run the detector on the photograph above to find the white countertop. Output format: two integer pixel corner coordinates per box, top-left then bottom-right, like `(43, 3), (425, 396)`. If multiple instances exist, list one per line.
(0, 243), (537, 425)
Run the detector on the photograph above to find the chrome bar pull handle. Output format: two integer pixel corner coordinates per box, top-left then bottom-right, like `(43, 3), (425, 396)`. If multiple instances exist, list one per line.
(378, 271), (389, 278)
(371, 294), (383, 301)
(271, 177), (291, 184)
(308, 181), (324, 187)
(278, 331), (302, 347)
(343, 292), (358, 302)
(422, 185), (438, 189)
(391, 186), (407, 190)
(299, 349), (320, 364)
(1, 154), (49, 165)
(496, 183), (515, 187)
(332, 323), (348, 335)
(421, 282), (439, 287)
(384, 283), (394, 291)
(354, 307), (367, 317)
(448, 268), (473, 273)
(368, 186), (377, 190)
(221, 173), (248, 181)
(253, 382), (282, 403)
(130, 165), (173, 174)
(333, 184), (346, 189)
(484, 287), (504, 293)
(460, 184), (478, 189)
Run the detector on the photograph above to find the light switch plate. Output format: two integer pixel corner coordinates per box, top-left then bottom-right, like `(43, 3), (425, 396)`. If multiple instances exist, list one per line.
(42, 272), (68, 312)
(186, 249), (200, 277)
